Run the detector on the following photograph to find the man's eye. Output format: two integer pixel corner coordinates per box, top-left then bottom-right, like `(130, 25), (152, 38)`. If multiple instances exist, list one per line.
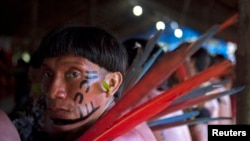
(43, 71), (53, 78)
(67, 71), (80, 78)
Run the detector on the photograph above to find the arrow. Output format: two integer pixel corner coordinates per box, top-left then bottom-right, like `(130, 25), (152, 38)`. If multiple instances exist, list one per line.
(148, 110), (200, 127)
(151, 117), (232, 131)
(150, 86), (244, 121)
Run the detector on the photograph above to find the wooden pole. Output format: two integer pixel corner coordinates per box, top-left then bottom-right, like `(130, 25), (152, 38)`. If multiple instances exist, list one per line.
(236, 0), (250, 124)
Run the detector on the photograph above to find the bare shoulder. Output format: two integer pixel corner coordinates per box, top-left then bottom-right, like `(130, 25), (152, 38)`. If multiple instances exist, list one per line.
(0, 109), (21, 141)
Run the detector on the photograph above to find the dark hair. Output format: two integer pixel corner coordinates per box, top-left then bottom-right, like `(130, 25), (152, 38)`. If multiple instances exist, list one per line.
(35, 25), (128, 98)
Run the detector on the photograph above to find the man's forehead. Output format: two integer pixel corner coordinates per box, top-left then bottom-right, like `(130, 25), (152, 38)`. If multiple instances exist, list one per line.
(42, 56), (100, 69)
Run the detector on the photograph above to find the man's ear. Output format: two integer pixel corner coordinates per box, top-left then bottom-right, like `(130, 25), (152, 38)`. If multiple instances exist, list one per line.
(103, 72), (123, 97)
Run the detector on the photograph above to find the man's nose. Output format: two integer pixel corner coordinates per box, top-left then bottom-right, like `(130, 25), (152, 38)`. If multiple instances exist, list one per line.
(47, 78), (67, 99)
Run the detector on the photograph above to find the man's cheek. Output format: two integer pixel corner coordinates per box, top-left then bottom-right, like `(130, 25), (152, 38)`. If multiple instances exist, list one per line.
(74, 92), (84, 118)
(41, 82), (49, 94)
(74, 92), (84, 104)
(74, 92), (100, 117)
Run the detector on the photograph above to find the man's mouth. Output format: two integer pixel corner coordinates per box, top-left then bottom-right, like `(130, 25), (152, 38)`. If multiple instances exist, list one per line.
(51, 106), (100, 125)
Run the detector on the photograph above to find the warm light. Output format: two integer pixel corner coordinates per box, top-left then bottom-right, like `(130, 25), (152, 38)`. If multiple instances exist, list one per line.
(133, 5), (143, 16)
(156, 21), (165, 30)
(174, 28), (183, 38)
(22, 52), (30, 63)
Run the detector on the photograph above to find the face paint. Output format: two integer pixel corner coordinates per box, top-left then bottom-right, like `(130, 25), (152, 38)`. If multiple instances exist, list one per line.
(74, 93), (84, 118)
(80, 71), (98, 93)
(51, 70), (101, 125)
(85, 71), (98, 79)
(43, 56), (111, 131)
(51, 104), (99, 125)
(74, 92), (83, 104)
(80, 80), (90, 93)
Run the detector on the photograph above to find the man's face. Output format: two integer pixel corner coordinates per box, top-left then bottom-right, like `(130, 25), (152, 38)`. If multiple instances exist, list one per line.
(41, 55), (110, 132)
